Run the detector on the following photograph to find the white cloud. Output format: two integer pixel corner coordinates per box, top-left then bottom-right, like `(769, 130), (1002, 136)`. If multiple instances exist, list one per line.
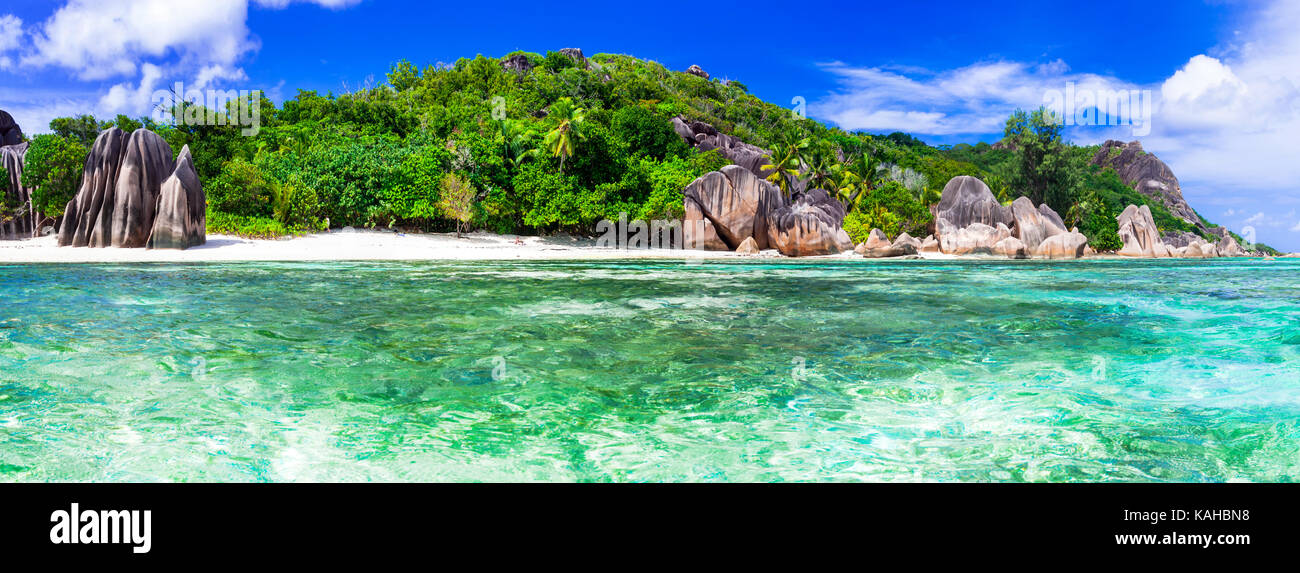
(0, 14), (21, 70)
(1291, 221), (1300, 232)
(809, 0), (1300, 250)
(3, 0), (361, 123)
(99, 63), (165, 115)
(22, 1), (254, 81)
(811, 60), (1140, 136)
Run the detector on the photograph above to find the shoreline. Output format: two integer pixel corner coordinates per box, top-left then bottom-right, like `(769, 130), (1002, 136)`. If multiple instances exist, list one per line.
(0, 229), (1286, 264)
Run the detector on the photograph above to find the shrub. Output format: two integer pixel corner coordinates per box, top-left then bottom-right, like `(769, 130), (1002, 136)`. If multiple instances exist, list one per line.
(272, 174), (325, 231)
(207, 158), (275, 218)
(612, 106), (688, 161)
(438, 172), (476, 237)
(206, 209), (293, 238)
(22, 134), (87, 218)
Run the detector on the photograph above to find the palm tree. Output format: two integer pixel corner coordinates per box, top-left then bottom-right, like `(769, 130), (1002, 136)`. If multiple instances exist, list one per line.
(544, 98), (585, 173)
(499, 119), (538, 174)
(804, 144), (841, 193)
(836, 151), (880, 212)
(762, 136), (810, 198)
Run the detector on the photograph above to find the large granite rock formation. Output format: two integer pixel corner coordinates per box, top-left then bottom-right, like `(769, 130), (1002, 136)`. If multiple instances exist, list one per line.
(765, 189), (854, 257)
(146, 146), (206, 250)
(59, 128), (129, 248)
(671, 117), (778, 184)
(1092, 141), (1201, 228)
(934, 176), (1012, 230)
(1009, 196), (1067, 250)
(0, 110), (23, 147)
(1115, 203), (1250, 258)
(111, 130), (175, 247)
(1, 142), (44, 239)
(1116, 205), (1171, 258)
(1217, 235), (1245, 257)
(685, 65), (710, 80)
(683, 165), (784, 250)
(932, 175), (1088, 258)
(1034, 230), (1090, 259)
(58, 128), (206, 250)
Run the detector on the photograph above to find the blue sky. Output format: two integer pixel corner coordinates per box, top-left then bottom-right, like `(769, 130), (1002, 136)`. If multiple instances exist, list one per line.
(1, 0), (1297, 250)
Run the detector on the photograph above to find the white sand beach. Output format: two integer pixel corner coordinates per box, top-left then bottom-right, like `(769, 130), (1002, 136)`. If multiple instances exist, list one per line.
(0, 229), (805, 263)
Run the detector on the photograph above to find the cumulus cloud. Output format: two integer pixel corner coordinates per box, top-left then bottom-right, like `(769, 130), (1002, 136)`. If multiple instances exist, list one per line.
(22, 1), (254, 81)
(0, 14), (21, 70)
(2, 0), (362, 125)
(811, 60), (1142, 136)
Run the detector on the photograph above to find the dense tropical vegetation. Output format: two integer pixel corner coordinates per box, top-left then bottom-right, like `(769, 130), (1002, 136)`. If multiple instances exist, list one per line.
(3, 49), (1274, 252)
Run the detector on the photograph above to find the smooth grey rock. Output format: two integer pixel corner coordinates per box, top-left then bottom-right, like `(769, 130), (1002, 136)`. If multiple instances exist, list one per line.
(995, 236), (1030, 259)
(1034, 231), (1089, 259)
(735, 236), (760, 255)
(1010, 196), (1066, 249)
(935, 176), (1012, 230)
(147, 146), (206, 250)
(765, 189), (853, 257)
(1116, 204), (1170, 258)
(111, 129), (175, 248)
(1217, 235), (1245, 257)
(59, 128), (130, 247)
(683, 165), (785, 250)
(1, 141), (42, 239)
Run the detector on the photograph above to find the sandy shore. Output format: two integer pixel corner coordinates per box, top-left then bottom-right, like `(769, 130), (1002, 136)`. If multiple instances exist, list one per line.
(0, 229), (1282, 263)
(0, 229), (803, 263)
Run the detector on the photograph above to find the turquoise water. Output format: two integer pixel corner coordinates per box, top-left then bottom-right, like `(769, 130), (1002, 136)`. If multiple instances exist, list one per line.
(0, 259), (1297, 482)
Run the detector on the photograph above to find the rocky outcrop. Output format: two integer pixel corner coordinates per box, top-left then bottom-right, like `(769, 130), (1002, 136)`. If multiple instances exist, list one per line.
(685, 65), (710, 80)
(683, 165), (783, 250)
(671, 117), (776, 183)
(1009, 196), (1067, 250)
(58, 128), (206, 250)
(59, 128), (130, 248)
(1116, 204), (1171, 258)
(919, 235), (940, 254)
(934, 176), (1012, 230)
(1092, 141), (1201, 228)
(891, 232), (921, 256)
(1115, 203), (1251, 258)
(146, 146), (206, 250)
(683, 195), (727, 250)
(0, 110), (22, 147)
(1, 142), (45, 239)
(502, 54), (533, 73)
(855, 229), (916, 258)
(994, 237), (1029, 259)
(735, 237), (759, 255)
(938, 220), (1012, 255)
(932, 176), (1090, 259)
(111, 130), (174, 248)
(1217, 235), (1245, 257)
(558, 48), (585, 67)
(765, 189), (853, 257)
(1034, 230), (1089, 259)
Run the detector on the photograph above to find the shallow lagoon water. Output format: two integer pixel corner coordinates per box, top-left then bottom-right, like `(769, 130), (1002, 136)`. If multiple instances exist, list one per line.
(1, 259), (1297, 482)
